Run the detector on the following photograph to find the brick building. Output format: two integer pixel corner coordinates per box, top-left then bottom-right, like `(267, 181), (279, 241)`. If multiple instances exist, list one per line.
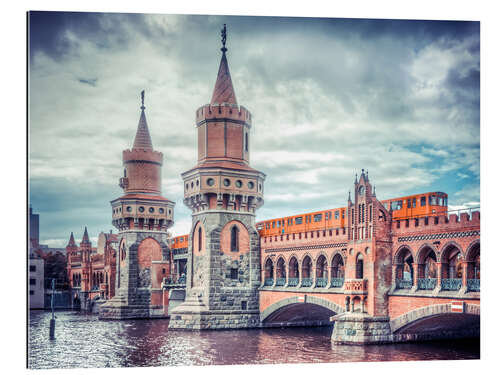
(64, 26), (479, 344)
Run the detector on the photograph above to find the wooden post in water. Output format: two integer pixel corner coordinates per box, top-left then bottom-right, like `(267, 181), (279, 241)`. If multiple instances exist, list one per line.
(49, 278), (56, 340)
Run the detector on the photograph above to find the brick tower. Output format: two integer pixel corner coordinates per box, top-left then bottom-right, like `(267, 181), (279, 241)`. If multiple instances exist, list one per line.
(332, 169), (394, 344)
(100, 91), (175, 319)
(169, 25), (266, 329)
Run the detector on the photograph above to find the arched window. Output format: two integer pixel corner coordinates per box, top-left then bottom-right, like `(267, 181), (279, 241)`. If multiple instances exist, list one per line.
(356, 253), (364, 279)
(245, 133), (249, 152)
(198, 226), (202, 252)
(231, 226), (239, 252)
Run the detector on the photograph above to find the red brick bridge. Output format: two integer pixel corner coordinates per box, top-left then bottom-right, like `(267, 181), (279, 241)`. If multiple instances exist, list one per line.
(258, 175), (479, 343)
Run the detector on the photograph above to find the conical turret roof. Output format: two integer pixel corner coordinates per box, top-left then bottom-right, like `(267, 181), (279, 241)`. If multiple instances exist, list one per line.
(81, 227), (90, 244)
(132, 108), (153, 151)
(211, 52), (237, 105)
(67, 232), (76, 247)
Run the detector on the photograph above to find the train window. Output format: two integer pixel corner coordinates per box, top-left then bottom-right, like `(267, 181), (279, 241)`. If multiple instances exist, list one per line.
(443, 197), (448, 206)
(437, 197), (442, 206)
(407, 199), (411, 208)
(295, 217), (303, 225)
(391, 200), (403, 210)
(272, 221), (276, 228)
(342, 210), (345, 219)
(421, 196), (426, 206)
(277, 221), (280, 228)
(430, 195), (436, 205)
(335, 211), (339, 219)
(314, 214), (322, 222)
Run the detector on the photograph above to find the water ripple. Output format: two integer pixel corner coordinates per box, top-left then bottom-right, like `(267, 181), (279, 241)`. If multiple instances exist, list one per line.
(28, 311), (479, 369)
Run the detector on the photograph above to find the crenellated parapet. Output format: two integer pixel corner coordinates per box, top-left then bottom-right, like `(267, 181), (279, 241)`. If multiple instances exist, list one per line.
(196, 103), (252, 127)
(392, 209), (480, 235)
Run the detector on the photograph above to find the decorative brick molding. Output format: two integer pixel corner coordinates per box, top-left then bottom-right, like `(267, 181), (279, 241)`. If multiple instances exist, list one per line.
(264, 242), (347, 254)
(397, 230), (479, 243)
(344, 279), (368, 294)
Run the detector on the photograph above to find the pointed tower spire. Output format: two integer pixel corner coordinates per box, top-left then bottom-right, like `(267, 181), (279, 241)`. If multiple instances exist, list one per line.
(348, 191), (352, 202)
(132, 90), (153, 151)
(82, 226), (90, 244)
(211, 24), (237, 105)
(67, 232), (76, 247)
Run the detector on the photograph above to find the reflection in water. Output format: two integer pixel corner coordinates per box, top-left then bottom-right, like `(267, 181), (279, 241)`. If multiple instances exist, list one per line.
(28, 311), (479, 369)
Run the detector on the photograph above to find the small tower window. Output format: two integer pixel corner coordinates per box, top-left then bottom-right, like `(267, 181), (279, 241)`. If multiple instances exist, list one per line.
(245, 133), (249, 152)
(124, 169), (127, 178)
(198, 227), (202, 252)
(231, 226), (239, 252)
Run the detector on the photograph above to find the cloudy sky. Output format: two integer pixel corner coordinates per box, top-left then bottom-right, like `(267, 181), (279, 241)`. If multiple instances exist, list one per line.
(28, 12), (480, 247)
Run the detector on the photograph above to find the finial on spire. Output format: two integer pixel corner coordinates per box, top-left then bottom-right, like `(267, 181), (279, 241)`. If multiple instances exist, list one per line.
(348, 191), (351, 201)
(355, 173), (358, 183)
(221, 24), (227, 53)
(141, 90), (145, 111)
(373, 185), (376, 196)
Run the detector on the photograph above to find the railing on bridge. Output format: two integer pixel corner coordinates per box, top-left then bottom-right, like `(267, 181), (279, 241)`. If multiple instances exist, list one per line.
(395, 279), (413, 289)
(264, 278), (274, 286)
(301, 278), (313, 287)
(162, 276), (186, 288)
(441, 278), (462, 291)
(467, 279), (480, 292)
(331, 278), (344, 288)
(288, 278), (299, 287)
(417, 278), (437, 290)
(275, 277), (286, 286)
(315, 278), (328, 288)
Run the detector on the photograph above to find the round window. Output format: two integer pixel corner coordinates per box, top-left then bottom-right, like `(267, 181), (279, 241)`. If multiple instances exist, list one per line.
(149, 207), (154, 213)
(223, 179), (231, 187)
(159, 208), (164, 214)
(235, 180), (242, 188)
(248, 181), (255, 189)
(126, 206), (132, 212)
(207, 178), (215, 186)
(139, 206), (145, 213)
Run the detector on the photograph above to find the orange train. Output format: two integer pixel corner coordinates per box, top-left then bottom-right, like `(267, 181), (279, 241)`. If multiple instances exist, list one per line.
(256, 191), (448, 237)
(171, 234), (189, 249)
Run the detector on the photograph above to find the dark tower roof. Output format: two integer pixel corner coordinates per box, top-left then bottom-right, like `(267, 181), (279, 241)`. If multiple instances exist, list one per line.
(67, 232), (76, 247)
(132, 91), (153, 151)
(210, 26), (237, 105)
(81, 227), (90, 244)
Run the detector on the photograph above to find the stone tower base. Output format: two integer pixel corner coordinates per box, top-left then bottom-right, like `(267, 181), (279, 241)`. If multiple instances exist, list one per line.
(99, 288), (164, 320)
(331, 313), (393, 345)
(168, 294), (260, 329)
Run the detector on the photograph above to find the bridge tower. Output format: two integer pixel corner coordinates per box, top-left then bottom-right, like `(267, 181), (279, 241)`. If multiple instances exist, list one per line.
(169, 25), (266, 329)
(332, 169), (394, 344)
(99, 92), (175, 319)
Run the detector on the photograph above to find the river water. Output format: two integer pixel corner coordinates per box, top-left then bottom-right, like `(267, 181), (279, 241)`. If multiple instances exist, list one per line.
(28, 310), (479, 369)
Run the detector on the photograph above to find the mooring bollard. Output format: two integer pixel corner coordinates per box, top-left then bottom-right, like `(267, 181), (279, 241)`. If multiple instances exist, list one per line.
(49, 278), (56, 340)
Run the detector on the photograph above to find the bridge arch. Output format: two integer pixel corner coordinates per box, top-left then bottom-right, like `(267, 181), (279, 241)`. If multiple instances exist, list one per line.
(261, 295), (344, 325)
(390, 303), (480, 335)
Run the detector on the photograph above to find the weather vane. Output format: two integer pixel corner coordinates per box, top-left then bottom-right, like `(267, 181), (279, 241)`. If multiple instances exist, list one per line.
(141, 90), (145, 110)
(221, 24), (227, 53)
